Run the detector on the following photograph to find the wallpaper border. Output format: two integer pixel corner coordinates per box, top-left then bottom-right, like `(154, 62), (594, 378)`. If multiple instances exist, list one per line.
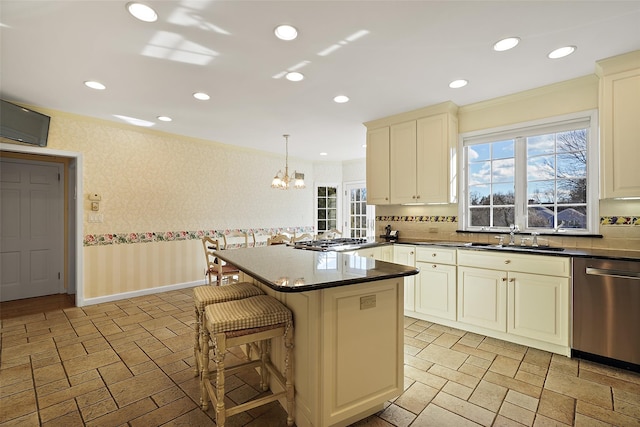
(83, 226), (315, 247)
(375, 215), (639, 226)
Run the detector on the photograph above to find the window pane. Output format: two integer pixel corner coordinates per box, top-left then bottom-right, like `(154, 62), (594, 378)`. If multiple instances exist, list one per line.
(327, 198), (336, 208)
(557, 179), (586, 203)
(558, 206), (587, 229)
(469, 144), (491, 161)
(528, 155), (555, 180)
(318, 187), (326, 197)
(492, 158), (514, 183)
(557, 154), (586, 178)
(493, 207), (515, 227)
(318, 220), (327, 230)
(557, 129), (587, 153)
(527, 134), (555, 156)
(528, 206), (554, 228)
(469, 187), (490, 206)
(528, 181), (555, 204)
(469, 161), (491, 185)
(318, 210), (326, 220)
(328, 210), (336, 219)
(470, 207), (490, 227)
(329, 219), (337, 229)
(492, 183), (514, 205)
(492, 140), (514, 159)
(318, 198), (326, 208)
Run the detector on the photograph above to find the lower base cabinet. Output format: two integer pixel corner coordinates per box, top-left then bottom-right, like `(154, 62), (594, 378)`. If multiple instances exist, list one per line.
(415, 247), (457, 321)
(393, 245), (416, 312)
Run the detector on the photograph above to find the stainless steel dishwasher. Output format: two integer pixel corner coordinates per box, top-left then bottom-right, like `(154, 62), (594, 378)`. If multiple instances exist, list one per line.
(572, 257), (640, 370)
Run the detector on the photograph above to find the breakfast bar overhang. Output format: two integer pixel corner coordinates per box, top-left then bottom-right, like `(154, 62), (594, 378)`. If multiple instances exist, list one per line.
(213, 245), (419, 427)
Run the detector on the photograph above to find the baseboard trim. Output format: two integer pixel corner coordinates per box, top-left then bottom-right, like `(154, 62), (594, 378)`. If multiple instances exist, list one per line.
(80, 279), (206, 307)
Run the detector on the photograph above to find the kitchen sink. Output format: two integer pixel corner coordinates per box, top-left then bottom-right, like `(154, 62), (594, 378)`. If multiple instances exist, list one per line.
(492, 245), (565, 252)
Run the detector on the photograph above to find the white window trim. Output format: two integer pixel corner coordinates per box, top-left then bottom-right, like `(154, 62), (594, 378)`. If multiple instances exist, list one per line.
(457, 109), (599, 235)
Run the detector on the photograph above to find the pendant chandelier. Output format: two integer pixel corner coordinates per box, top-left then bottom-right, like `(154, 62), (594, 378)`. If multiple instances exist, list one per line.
(271, 134), (305, 189)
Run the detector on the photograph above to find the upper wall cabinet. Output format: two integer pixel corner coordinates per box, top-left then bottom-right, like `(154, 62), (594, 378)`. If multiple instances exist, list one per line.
(596, 50), (640, 199)
(366, 126), (391, 204)
(364, 102), (459, 205)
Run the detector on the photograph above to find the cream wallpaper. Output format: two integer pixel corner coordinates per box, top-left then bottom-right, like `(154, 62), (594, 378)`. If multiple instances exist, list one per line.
(44, 109), (315, 234)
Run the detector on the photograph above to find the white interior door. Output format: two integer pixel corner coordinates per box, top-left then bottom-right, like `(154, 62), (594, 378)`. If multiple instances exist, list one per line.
(1, 158), (64, 301)
(344, 181), (375, 239)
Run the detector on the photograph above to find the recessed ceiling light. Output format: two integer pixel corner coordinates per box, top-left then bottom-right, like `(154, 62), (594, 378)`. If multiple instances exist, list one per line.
(285, 72), (304, 82)
(362, 144), (367, 148)
(320, 152), (328, 156)
(157, 116), (172, 122)
(274, 24), (298, 41)
(548, 46), (576, 59)
(493, 37), (520, 52)
(333, 95), (349, 103)
(449, 79), (468, 89)
(126, 2), (158, 22)
(193, 92), (210, 100)
(84, 80), (106, 90)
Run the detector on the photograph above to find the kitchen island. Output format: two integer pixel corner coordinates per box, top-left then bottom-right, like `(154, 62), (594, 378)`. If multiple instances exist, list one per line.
(213, 245), (419, 427)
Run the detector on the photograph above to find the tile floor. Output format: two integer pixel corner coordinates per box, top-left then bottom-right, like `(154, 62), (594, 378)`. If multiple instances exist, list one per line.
(1, 288), (639, 426)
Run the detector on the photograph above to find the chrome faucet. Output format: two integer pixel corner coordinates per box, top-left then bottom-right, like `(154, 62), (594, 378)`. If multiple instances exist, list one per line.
(508, 224), (519, 246)
(494, 235), (505, 247)
(531, 232), (539, 247)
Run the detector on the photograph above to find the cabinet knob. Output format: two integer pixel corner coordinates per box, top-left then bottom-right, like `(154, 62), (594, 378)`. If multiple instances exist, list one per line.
(509, 278), (515, 282)
(502, 277), (508, 282)
(416, 195), (420, 199)
(504, 260), (511, 264)
(432, 253), (437, 257)
(410, 251), (414, 255)
(432, 264), (437, 268)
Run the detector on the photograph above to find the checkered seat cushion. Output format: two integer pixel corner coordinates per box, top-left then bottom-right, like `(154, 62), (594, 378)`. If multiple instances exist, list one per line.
(204, 295), (292, 335)
(193, 283), (263, 311)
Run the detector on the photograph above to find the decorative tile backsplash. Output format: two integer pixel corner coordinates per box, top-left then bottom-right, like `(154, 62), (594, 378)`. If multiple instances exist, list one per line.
(600, 216), (639, 225)
(84, 226), (315, 246)
(376, 215), (639, 226)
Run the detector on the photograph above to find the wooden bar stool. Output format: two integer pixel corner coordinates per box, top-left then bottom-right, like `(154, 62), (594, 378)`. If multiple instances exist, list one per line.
(201, 294), (294, 427)
(193, 283), (264, 376)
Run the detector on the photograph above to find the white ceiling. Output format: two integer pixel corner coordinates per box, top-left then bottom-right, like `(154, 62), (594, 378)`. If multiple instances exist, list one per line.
(1, 1), (639, 161)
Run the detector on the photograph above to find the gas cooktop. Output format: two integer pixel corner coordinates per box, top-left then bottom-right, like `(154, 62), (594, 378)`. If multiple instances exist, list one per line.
(293, 238), (371, 252)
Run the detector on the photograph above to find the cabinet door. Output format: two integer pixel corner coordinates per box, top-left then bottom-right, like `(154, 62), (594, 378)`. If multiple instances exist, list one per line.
(389, 121), (417, 204)
(416, 113), (457, 203)
(416, 262), (456, 320)
(366, 127), (390, 204)
(394, 245), (416, 311)
(457, 266), (506, 332)
(378, 245), (394, 262)
(508, 272), (569, 346)
(601, 68), (640, 198)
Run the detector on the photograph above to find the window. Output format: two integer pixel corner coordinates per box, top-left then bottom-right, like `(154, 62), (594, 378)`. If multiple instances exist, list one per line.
(460, 111), (598, 234)
(316, 185), (339, 234)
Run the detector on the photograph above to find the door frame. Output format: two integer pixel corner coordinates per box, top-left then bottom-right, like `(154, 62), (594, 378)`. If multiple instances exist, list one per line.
(1, 142), (84, 306)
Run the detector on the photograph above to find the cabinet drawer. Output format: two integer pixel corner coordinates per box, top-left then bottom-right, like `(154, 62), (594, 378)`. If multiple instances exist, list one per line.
(457, 250), (570, 277)
(416, 247), (457, 265)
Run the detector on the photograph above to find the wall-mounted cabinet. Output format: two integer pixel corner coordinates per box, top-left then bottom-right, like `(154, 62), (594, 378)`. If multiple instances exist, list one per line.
(596, 50), (640, 199)
(364, 102), (458, 205)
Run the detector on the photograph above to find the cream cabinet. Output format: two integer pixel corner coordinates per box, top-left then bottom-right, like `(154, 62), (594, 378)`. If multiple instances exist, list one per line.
(364, 102), (458, 205)
(347, 245), (392, 261)
(596, 50), (640, 198)
(415, 247), (457, 320)
(393, 245), (416, 311)
(366, 127), (390, 204)
(457, 250), (570, 350)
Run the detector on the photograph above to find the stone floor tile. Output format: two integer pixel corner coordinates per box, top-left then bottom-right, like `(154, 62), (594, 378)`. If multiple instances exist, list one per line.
(515, 369), (546, 388)
(85, 398), (157, 427)
(79, 396), (118, 422)
(68, 368), (101, 386)
(452, 343), (498, 362)
(417, 342), (469, 370)
(379, 403), (416, 427)
(41, 409), (85, 427)
(98, 361), (133, 385)
(0, 337), (56, 360)
(33, 362), (67, 386)
(573, 412), (613, 426)
(404, 354), (433, 372)
(428, 364), (481, 389)
(433, 391), (496, 426)
(579, 368), (640, 395)
(576, 400), (640, 427)
(413, 402), (484, 426)
(0, 411), (40, 426)
(394, 380), (439, 414)
(613, 387), (640, 406)
(520, 361), (549, 378)
(0, 363), (31, 387)
(544, 370), (612, 409)
(160, 407), (216, 426)
(484, 371), (542, 399)
(490, 355), (522, 378)
(57, 342), (87, 361)
(615, 398), (640, 420)
(580, 360), (640, 386)
(151, 385), (187, 407)
(505, 389), (539, 412)
(0, 388), (37, 423)
(39, 398), (78, 423)
(549, 354), (579, 377)
(459, 361), (490, 378)
(36, 377), (70, 397)
(469, 379), (509, 412)
(151, 327), (178, 341)
(0, 378), (32, 399)
(31, 352), (62, 370)
(37, 377), (104, 409)
(442, 380), (474, 400)
(478, 341), (526, 362)
(500, 401), (536, 426)
(63, 348), (121, 377)
(532, 413), (572, 426)
(432, 332), (462, 349)
(108, 369), (175, 407)
(75, 386), (112, 409)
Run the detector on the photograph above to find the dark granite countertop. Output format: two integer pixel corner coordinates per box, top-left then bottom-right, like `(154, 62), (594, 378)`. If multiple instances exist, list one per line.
(393, 239), (640, 262)
(213, 245), (419, 293)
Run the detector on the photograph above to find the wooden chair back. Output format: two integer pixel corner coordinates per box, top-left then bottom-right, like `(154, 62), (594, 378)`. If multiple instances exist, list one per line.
(202, 236), (240, 285)
(267, 234), (291, 245)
